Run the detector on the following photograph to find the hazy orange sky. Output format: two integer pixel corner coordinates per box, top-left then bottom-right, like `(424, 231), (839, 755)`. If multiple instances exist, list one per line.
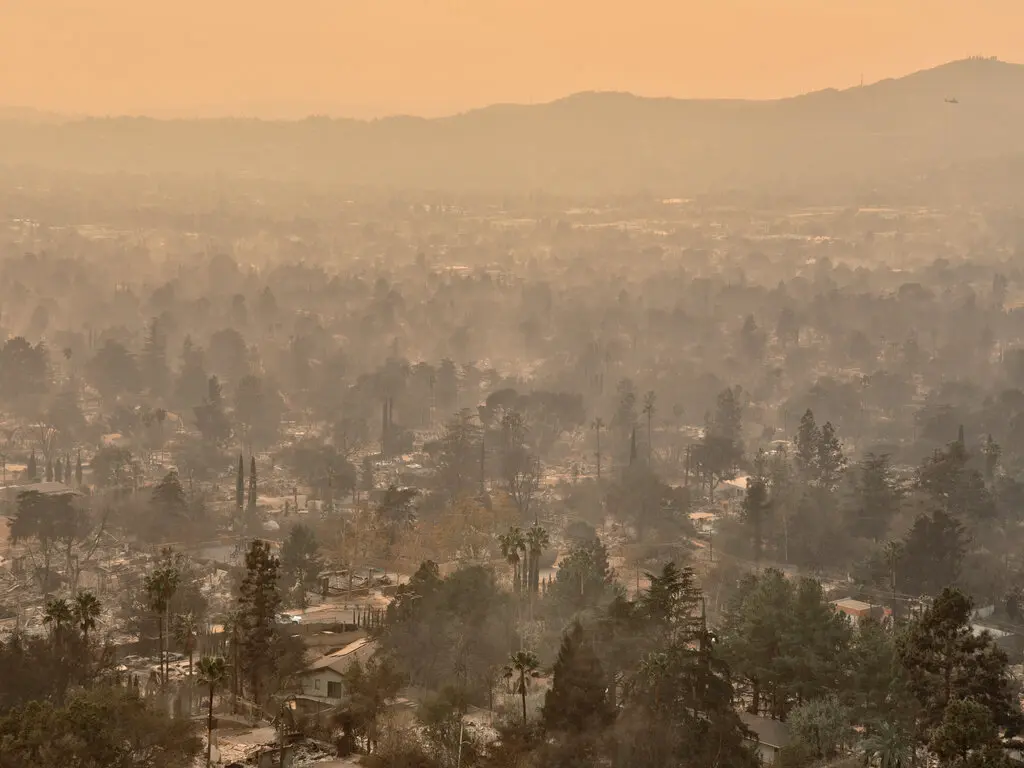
(2, 0), (1022, 118)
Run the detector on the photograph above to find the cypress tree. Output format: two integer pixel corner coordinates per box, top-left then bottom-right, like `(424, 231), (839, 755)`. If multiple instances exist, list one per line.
(75, 451), (83, 487)
(236, 454), (245, 512)
(27, 449), (37, 481)
(542, 620), (613, 735)
(248, 456), (257, 512)
(54, 457), (63, 484)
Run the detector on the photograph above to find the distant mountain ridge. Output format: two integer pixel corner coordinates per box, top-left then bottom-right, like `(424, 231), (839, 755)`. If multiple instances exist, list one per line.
(2, 57), (1023, 196)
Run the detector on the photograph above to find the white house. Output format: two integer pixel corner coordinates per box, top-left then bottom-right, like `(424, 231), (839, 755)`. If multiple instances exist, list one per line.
(718, 475), (751, 501)
(297, 637), (377, 701)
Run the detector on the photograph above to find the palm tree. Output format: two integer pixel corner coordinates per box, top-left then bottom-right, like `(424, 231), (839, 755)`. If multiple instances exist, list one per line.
(591, 417), (604, 481)
(197, 656), (228, 768)
(174, 612), (199, 712)
(144, 564), (180, 686)
(44, 598), (74, 654)
(498, 527), (524, 594)
(43, 597), (73, 635)
(862, 719), (913, 768)
(524, 524), (550, 596)
(73, 591), (102, 645)
(505, 650), (539, 724)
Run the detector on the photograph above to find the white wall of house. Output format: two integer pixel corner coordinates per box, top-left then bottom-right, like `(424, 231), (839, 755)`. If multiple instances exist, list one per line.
(300, 668), (345, 699)
(749, 741), (780, 765)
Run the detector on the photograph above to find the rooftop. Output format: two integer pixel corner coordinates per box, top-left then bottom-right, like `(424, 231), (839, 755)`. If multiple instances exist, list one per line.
(832, 598), (873, 614)
(3, 481), (81, 497)
(307, 637), (376, 675)
(739, 712), (792, 749)
(721, 476), (751, 491)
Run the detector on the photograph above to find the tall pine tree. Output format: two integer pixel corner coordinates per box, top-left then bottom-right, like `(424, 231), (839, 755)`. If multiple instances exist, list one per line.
(542, 620), (613, 735)
(237, 539), (282, 706)
(898, 587), (1023, 748)
(640, 561), (702, 645)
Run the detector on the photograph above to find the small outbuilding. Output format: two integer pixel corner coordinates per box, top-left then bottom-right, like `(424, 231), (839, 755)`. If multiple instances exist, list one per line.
(739, 712), (791, 765)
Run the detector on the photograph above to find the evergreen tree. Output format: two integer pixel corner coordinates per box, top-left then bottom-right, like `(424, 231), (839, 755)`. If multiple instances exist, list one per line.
(847, 453), (901, 541)
(720, 569), (852, 720)
(742, 455), (771, 565)
(845, 618), (913, 730)
(617, 629), (757, 768)
(899, 509), (968, 596)
(236, 454), (244, 513)
(234, 375), (284, 451)
(194, 375), (231, 446)
(27, 449), (37, 481)
(75, 450), (83, 487)
(237, 539), (282, 706)
(816, 421), (846, 490)
(898, 587), (1022, 747)
(280, 523), (322, 608)
(247, 455), (257, 512)
(929, 698), (1002, 767)
(54, 456), (63, 484)
(152, 471), (187, 513)
(611, 378), (638, 460)
(639, 561), (702, 644)
(982, 435), (1001, 484)
(141, 316), (170, 397)
(0, 685), (201, 767)
(174, 335), (209, 410)
(740, 314), (765, 358)
(788, 695), (852, 762)
(917, 438), (995, 522)
(693, 387), (744, 498)
(795, 408), (819, 478)
(542, 620), (613, 735)
(595, 594), (641, 711)
(434, 409), (482, 501)
(151, 470), (189, 539)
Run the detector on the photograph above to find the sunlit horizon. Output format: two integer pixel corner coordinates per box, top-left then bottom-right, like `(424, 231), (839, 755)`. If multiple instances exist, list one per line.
(2, 0), (1022, 119)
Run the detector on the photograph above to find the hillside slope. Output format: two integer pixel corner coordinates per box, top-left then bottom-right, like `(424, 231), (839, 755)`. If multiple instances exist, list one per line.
(1, 58), (1022, 196)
